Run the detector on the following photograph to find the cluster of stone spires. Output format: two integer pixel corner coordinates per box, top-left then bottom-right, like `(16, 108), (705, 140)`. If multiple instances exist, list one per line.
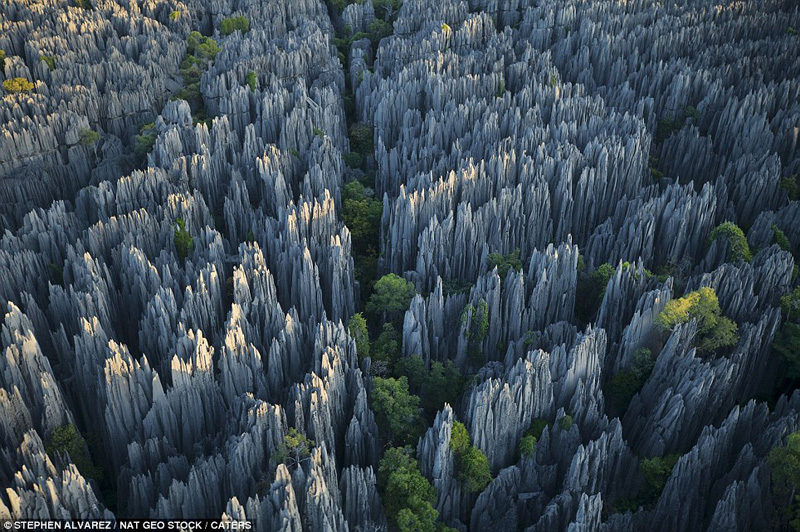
(1, 0), (799, 530)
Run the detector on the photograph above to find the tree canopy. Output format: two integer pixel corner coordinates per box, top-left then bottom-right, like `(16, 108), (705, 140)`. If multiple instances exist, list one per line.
(372, 376), (421, 444)
(710, 221), (753, 262)
(367, 273), (416, 325)
(347, 312), (369, 361)
(378, 447), (438, 530)
(655, 287), (738, 353)
(449, 421), (492, 492)
(3, 77), (34, 93)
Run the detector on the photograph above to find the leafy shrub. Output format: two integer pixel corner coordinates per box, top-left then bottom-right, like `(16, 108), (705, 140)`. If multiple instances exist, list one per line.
(349, 122), (374, 155)
(173, 218), (194, 262)
(187, 31), (220, 62)
(768, 431), (800, 527)
(220, 16), (250, 36)
(487, 248), (522, 278)
(45, 424), (103, 480)
(342, 151), (363, 168)
(134, 123), (156, 157)
(79, 128), (99, 146)
(780, 175), (798, 201)
(710, 221), (752, 262)
(396, 355), (465, 416)
(656, 287), (738, 353)
(372, 376), (420, 444)
(378, 447), (438, 529)
(519, 434), (537, 457)
(461, 300), (489, 366)
(41, 55), (56, 71)
(366, 273), (415, 325)
(3, 77), (34, 93)
(559, 414), (573, 431)
(772, 224), (791, 251)
(169, 10), (181, 21)
(605, 348), (655, 414)
(347, 312), (370, 361)
(0, 50), (6, 69)
(640, 454), (680, 502)
(245, 71), (257, 91)
(450, 422), (492, 492)
(77, 0), (92, 9)
(273, 428), (315, 468)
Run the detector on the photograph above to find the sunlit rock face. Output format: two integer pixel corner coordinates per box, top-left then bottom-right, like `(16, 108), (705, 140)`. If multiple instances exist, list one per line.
(1, 0), (799, 529)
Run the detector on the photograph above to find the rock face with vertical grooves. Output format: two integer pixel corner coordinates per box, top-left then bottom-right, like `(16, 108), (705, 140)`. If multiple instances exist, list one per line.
(1, 0), (800, 529)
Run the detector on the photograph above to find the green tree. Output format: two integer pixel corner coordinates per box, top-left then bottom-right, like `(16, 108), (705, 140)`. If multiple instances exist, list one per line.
(367, 273), (416, 325)
(220, 16), (250, 35)
(40, 55), (56, 71)
(3, 77), (34, 93)
(372, 377), (421, 444)
(348, 312), (370, 361)
(487, 248), (522, 279)
(640, 454), (680, 503)
(449, 421), (492, 492)
(559, 414), (573, 431)
(605, 348), (655, 414)
(710, 221), (753, 262)
(461, 300), (489, 366)
(575, 263), (615, 323)
(396, 355), (465, 416)
(655, 287), (738, 353)
(773, 224), (792, 252)
(349, 122), (374, 155)
(342, 151), (363, 169)
(378, 447), (439, 528)
(79, 128), (99, 146)
(173, 218), (194, 262)
(519, 435), (537, 457)
(0, 50), (6, 69)
(273, 428), (315, 468)
(342, 180), (382, 256)
(45, 424), (103, 480)
(372, 323), (401, 365)
(782, 287), (800, 322)
(245, 71), (257, 91)
(769, 432), (800, 528)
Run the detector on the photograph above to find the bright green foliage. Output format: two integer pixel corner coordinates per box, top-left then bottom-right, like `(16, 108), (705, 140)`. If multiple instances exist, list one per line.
(245, 71), (257, 91)
(273, 428), (315, 468)
(349, 122), (374, 155)
(396, 355), (465, 416)
(450, 421), (492, 492)
(606, 348), (655, 414)
(591, 263), (615, 297)
(135, 132), (156, 157)
(769, 432), (800, 528)
(173, 218), (194, 262)
(461, 300), (489, 366)
(45, 424), (103, 480)
(312, 126), (325, 137)
(773, 224), (792, 252)
(781, 175), (799, 201)
(41, 55), (56, 71)
(79, 128), (99, 146)
(372, 376), (420, 444)
(187, 31), (220, 61)
(559, 414), (573, 431)
(487, 248), (522, 278)
(342, 180), (382, 256)
(348, 313), (370, 361)
(519, 435), (537, 457)
(220, 16), (250, 36)
(169, 10), (181, 21)
(656, 287), (738, 353)
(367, 273), (415, 324)
(378, 447), (438, 528)
(710, 221), (753, 262)
(441, 23), (451, 33)
(3, 77), (34, 93)
(640, 454), (680, 502)
(342, 151), (363, 168)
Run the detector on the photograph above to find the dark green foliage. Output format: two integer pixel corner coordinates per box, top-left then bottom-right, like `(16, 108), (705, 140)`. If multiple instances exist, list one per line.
(788, 26), (798, 36)
(40, 55), (56, 71)
(220, 16), (250, 36)
(342, 151), (363, 169)
(349, 123), (374, 155)
(3, 77), (34, 93)
(396, 355), (465, 416)
(134, 122), (156, 158)
(187, 31), (220, 62)
(559, 414), (573, 431)
(0, 50), (6, 69)
(313, 126), (325, 137)
(575, 263), (615, 323)
(684, 105), (699, 121)
(710, 221), (753, 262)
(273, 428), (315, 468)
(367, 273), (415, 325)
(173, 218), (194, 262)
(461, 300), (489, 366)
(372, 376), (421, 444)
(45, 425), (103, 480)
(348, 312), (370, 361)
(79, 129), (99, 146)
(656, 287), (738, 353)
(605, 348), (655, 414)
(495, 77), (505, 98)
(49, 263), (64, 287)
(768, 432), (800, 528)
(781, 175), (799, 201)
(77, 0), (92, 9)
(640, 454), (680, 502)
(655, 115), (682, 144)
(442, 278), (472, 296)
(774, 323), (800, 380)
(245, 71), (257, 91)
(487, 248), (522, 278)
(342, 180), (382, 257)
(373, 0), (403, 19)
(367, 19), (393, 47)
(773, 224), (792, 251)
(782, 287), (800, 322)
(519, 434), (537, 457)
(378, 447), (438, 529)
(449, 421), (492, 492)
